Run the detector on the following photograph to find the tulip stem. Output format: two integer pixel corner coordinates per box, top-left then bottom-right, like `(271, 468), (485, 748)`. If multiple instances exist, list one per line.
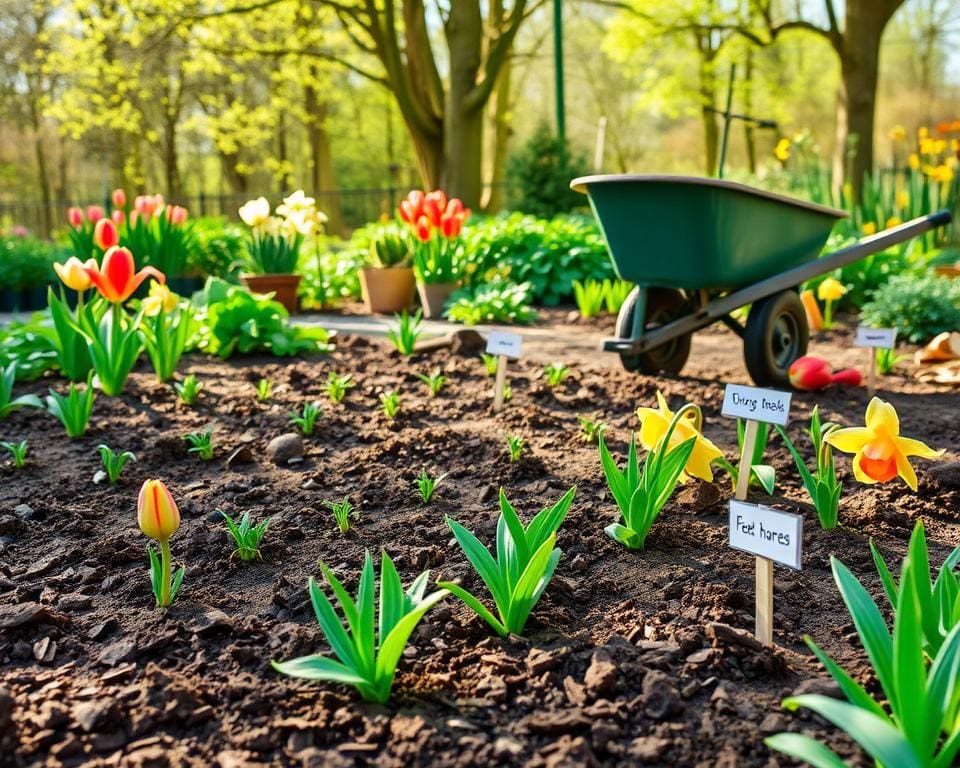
(159, 537), (171, 607)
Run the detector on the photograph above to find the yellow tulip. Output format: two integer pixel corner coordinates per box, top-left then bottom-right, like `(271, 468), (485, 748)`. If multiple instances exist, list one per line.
(54, 256), (96, 292)
(774, 138), (791, 162)
(817, 278), (847, 302)
(826, 398), (943, 492)
(138, 478), (181, 541)
(918, 126), (929, 139)
(861, 222), (877, 236)
(141, 281), (179, 317)
(636, 391), (722, 482)
(896, 190), (909, 209)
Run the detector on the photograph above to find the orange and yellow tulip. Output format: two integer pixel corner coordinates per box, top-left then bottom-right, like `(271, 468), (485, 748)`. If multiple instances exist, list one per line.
(825, 398), (943, 491)
(84, 246), (165, 303)
(138, 478), (181, 541)
(53, 256), (97, 292)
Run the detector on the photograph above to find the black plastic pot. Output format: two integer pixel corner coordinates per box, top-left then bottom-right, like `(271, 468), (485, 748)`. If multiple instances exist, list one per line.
(0, 288), (22, 312)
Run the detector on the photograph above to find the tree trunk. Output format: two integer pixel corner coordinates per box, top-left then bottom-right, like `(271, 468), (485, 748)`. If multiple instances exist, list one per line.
(697, 43), (719, 176)
(743, 48), (757, 175)
(443, 2), (484, 206)
(304, 80), (345, 235)
(483, 47), (512, 212)
(277, 111), (290, 194)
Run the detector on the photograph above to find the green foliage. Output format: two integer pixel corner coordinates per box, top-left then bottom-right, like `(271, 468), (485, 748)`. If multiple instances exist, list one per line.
(98, 444), (136, 484)
(775, 407), (842, 530)
(367, 222), (412, 268)
(1, 440), (28, 468)
(379, 390), (400, 419)
(460, 213), (611, 306)
(46, 373), (95, 438)
(480, 353), (499, 377)
(417, 370), (447, 397)
(861, 273), (960, 344)
(221, 511), (270, 562)
(572, 279), (605, 318)
(505, 434), (525, 462)
(578, 415), (606, 444)
(0, 234), (63, 290)
(184, 429), (215, 460)
(446, 282), (538, 325)
(272, 550), (448, 703)
(439, 486), (576, 637)
(603, 279), (634, 314)
(766, 531), (960, 768)
(599, 425), (695, 551)
(325, 372), (354, 404)
(0, 362), (44, 419)
(386, 309), (422, 355)
(324, 497), (356, 534)
(255, 378), (272, 401)
(174, 374), (202, 405)
(290, 402), (322, 436)
(298, 240), (365, 309)
(191, 217), (246, 279)
(543, 362), (570, 387)
(193, 278), (331, 358)
(506, 121), (590, 218)
(713, 420), (776, 495)
(46, 288), (97, 382)
(415, 469), (445, 504)
(123, 207), (199, 277)
(870, 520), (960, 657)
(139, 298), (198, 382)
(876, 347), (910, 376)
(80, 304), (144, 396)
(0, 316), (58, 382)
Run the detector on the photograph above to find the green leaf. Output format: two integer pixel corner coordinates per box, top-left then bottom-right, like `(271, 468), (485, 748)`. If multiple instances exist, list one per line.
(505, 534), (557, 633)
(308, 576), (362, 672)
(764, 732), (847, 768)
(750, 464), (776, 495)
(271, 655), (368, 686)
(445, 516), (507, 614)
(378, 551), (406, 643)
(437, 581), (508, 637)
(604, 523), (643, 550)
(803, 636), (887, 718)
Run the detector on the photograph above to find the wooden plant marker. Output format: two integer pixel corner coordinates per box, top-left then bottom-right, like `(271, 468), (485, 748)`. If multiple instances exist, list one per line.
(722, 384), (795, 645)
(855, 326), (897, 398)
(487, 331), (522, 412)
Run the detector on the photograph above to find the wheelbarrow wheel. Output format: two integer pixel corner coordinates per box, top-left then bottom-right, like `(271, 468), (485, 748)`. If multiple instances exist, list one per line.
(615, 287), (691, 375)
(743, 290), (809, 386)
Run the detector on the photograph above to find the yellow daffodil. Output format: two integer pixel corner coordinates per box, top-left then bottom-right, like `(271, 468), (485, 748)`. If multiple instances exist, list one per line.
(54, 256), (97, 292)
(929, 164), (955, 184)
(142, 281), (178, 316)
(918, 126), (929, 139)
(817, 277), (847, 302)
(636, 391), (722, 482)
(861, 221), (877, 236)
(885, 216), (902, 229)
(908, 153), (920, 171)
(774, 138), (791, 162)
(239, 196), (271, 228)
(826, 397), (943, 492)
(896, 190), (909, 209)
(889, 125), (906, 142)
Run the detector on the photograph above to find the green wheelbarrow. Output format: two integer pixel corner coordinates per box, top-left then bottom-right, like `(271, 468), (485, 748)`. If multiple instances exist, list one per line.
(571, 174), (953, 386)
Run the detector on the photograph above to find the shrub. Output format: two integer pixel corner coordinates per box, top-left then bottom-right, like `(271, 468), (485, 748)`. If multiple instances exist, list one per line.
(446, 282), (538, 325)
(0, 235), (65, 290)
(860, 272), (960, 343)
(191, 216), (246, 279)
(506, 120), (590, 218)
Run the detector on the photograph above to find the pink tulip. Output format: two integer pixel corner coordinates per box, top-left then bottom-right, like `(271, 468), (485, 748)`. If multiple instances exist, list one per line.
(112, 209), (125, 226)
(86, 205), (104, 222)
(112, 188), (127, 209)
(166, 205), (187, 225)
(93, 218), (119, 251)
(67, 207), (84, 228)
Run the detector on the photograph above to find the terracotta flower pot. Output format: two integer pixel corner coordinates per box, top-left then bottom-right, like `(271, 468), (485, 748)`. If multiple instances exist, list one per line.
(417, 280), (460, 319)
(242, 274), (302, 315)
(359, 267), (415, 314)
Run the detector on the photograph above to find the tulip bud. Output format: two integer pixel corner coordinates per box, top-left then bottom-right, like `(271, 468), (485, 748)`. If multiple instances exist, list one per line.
(93, 218), (119, 250)
(112, 188), (127, 209)
(166, 205), (187, 225)
(67, 207), (84, 228)
(138, 479), (181, 541)
(112, 209), (125, 227)
(86, 205), (104, 223)
(788, 356), (833, 391)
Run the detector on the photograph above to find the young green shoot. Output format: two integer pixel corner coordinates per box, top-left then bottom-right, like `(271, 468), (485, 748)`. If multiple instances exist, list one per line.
(480, 353), (498, 377)
(290, 402), (322, 436)
(713, 419), (776, 495)
(875, 347), (909, 375)
(184, 429), (215, 461)
(324, 497), (356, 533)
(0, 440), (28, 469)
(325, 372), (354, 404)
(386, 309), (422, 356)
(572, 279), (605, 318)
(221, 511), (270, 562)
(379, 390), (400, 419)
(98, 445), (136, 485)
(46, 373), (96, 439)
(502, 382), (512, 402)
(544, 362), (570, 387)
(775, 406), (842, 529)
(505, 434), (525, 462)
(417, 370), (447, 397)
(255, 378), (273, 402)
(0, 362), (43, 420)
(272, 550), (448, 703)
(174, 374), (202, 405)
(578, 415), (607, 444)
(415, 470), (446, 504)
(439, 486), (576, 636)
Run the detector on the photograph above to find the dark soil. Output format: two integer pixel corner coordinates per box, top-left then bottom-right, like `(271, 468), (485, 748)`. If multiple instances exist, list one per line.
(1, 324), (957, 768)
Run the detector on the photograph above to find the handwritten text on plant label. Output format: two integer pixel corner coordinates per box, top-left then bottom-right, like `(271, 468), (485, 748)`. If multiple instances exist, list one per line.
(854, 326), (897, 349)
(728, 500), (803, 569)
(486, 331), (523, 359)
(721, 384), (792, 426)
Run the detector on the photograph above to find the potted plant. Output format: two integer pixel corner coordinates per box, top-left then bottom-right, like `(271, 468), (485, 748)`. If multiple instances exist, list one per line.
(359, 222), (415, 314)
(398, 189), (471, 318)
(238, 191), (326, 314)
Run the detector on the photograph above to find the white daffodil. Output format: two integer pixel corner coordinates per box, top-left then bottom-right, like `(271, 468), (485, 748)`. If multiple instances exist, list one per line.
(239, 197), (271, 228)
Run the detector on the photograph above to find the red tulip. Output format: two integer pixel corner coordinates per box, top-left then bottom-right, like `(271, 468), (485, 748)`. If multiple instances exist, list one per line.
(423, 190), (448, 227)
(414, 215), (432, 242)
(166, 205), (187, 225)
(788, 356), (833, 391)
(84, 246), (165, 303)
(93, 218), (119, 250)
(112, 209), (125, 226)
(67, 207), (84, 228)
(440, 198), (469, 237)
(398, 190), (425, 224)
(831, 368), (863, 387)
(112, 188), (127, 209)
(86, 205), (104, 222)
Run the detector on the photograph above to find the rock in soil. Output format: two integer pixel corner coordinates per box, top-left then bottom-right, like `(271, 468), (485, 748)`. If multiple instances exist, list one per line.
(265, 433), (304, 465)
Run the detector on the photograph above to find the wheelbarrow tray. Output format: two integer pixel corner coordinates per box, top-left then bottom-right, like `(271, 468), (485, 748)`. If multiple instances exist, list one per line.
(571, 175), (847, 290)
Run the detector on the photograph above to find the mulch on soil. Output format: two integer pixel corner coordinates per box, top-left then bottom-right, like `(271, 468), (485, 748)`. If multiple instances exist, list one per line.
(1, 326), (957, 768)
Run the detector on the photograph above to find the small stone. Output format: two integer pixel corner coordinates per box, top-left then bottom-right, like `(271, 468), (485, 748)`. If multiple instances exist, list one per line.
(642, 669), (681, 720)
(493, 735), (524, 757)
(526, 647), (564, 675)
(190, 608), (232, 635)
(88, 618), (119, 640)
(73, 698), (116, 733)
(32, 637), (56, 663)
(629, 736), (670, 763)
(759, 713), (786, 734)
(301, 478), (320, 490)
(93, 470), (108, 485)
(0, 602), (50, 629)
(791, 678), (842, 699)
(583, 650), (618, 698)
(13, 504), (35, 520)
(226, 446), (255, 468)
(98, 639), (136, 666)
(685, 648), (713, 664)
(266, 434), (304, 465)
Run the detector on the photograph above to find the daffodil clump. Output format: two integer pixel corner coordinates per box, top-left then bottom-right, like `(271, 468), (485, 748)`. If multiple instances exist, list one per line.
(816, 277), (847, 329)
(238, 190), (328, 275)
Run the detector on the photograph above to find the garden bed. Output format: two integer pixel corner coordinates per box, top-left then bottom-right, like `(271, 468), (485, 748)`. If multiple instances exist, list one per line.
(0, 325), (957, 767)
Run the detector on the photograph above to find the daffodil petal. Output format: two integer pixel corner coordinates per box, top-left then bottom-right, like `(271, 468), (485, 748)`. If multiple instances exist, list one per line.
(865, 397), (900, 436)
(893, 450), (919, 492)
(825, 427), (870, 454)
(894, 436), (944, 459)
(638, 411), (669, 453)
(686, 439), (722, 482)
(655, 391), (673, 418)
(851, 451), (879, 485)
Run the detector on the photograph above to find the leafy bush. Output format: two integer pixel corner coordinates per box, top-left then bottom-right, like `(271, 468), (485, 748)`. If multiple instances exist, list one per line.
(446, 281), (538, 325)
(860, 272), (960, 343)
(0, 316), (58, 381)
(506, 120), (590, 218)
(0, 235), (66, 290)
(192, 278), (332, 358)
(298, 233), (369, 309)
(191, 217), (246, 279)
(461, 213), (612, 306)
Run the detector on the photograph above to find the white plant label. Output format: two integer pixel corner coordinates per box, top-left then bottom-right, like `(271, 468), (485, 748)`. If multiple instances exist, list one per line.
(855, 326), (897, 349)
(721, 384), (792, 426)
(728, 500), (803, 570)
(486, 331), (523, 359)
